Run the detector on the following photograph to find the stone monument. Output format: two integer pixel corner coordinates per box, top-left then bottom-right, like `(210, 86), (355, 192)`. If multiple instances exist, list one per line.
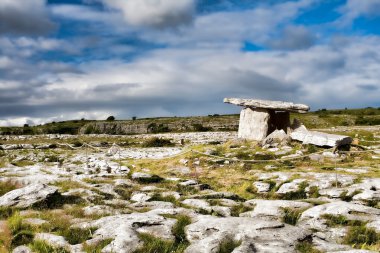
(224, 98), (310, 141)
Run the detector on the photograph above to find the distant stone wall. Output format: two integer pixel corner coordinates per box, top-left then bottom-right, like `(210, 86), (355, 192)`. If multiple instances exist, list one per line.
(79, 117), (239, 135)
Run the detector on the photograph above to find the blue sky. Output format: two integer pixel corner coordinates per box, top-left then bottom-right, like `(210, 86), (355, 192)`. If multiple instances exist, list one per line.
(0, 0), (380, 126)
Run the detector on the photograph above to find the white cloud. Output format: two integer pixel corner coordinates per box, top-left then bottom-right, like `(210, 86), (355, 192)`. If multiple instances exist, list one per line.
(338, 0), (380, 26)
(102, 0), (196, 28)
(138, 0), (316, 47)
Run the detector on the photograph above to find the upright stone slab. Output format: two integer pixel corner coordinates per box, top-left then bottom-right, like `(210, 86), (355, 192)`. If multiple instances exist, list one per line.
(238, 108), (270, 140)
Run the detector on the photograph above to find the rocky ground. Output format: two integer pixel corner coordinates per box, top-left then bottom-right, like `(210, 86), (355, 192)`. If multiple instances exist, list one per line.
(0, 129), (379, 253)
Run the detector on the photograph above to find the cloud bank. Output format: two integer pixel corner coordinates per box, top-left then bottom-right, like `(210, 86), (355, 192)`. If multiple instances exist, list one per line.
(0, 0), (55, 35)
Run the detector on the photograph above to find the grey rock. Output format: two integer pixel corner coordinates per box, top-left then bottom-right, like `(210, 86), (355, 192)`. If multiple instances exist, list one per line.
(185, 216), (311, 253)
(253, 182), (271, 193)
(262, 129), (290, 146)
(237, 107), (270, 141)
(12, 246), (33, 253)
(0, 183), (59, 208)
(299, 201), (380, 231)
(35, 233), (70, 248)
(130, 192), (152, 202)
(83, 205), (116, 216)
(290, 125), (352, 147)
(242, 199), (312, 220)
(224, 98), (310, 113)
(276, 179), (307, 194)
(182, 199), (211, 212)
(76, 213), (177, 253)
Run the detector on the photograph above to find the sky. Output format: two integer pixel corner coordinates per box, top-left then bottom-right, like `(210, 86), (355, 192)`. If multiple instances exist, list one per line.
(1, 0), (380, 126)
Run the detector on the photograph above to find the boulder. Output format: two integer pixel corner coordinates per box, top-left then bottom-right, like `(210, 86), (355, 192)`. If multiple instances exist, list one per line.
(0, 183), (59, 208)
(75, 213), (177, 253)
(290, 125), (352, 147)
(262, 129), (290, 147)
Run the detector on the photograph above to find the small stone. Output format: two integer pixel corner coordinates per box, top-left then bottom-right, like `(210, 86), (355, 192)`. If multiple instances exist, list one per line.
(131, 192), (152, 202)
(12, 246), (33, 253)
(253, 182), (271, 193)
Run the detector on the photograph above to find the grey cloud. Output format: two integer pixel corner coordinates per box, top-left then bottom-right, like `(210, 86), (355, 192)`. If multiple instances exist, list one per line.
(0, 0), (55, 35)
(268, 25), (316, 50)
(357, 84), (378, 91)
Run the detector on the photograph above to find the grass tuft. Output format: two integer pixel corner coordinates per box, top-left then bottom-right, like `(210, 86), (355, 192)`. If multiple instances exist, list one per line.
(295, 241), (322, 253)
(218, 237), (241, 253)
(230, 204), (253, 217)
(343, 225), (380, 248)
(282, 208), (304, 225)
(83, 239), (113, 253)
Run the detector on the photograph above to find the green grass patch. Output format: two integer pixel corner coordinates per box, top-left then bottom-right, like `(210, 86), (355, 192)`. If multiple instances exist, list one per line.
(7, 212), (34, 248)
(149, 193), (178, 205)
(29, 239), (70, 253)
(343, 225), (380, 248)
(339, 190), (362, 202)
(134, 215), (192, 253)
(61, 227), (96, 244)
(295, 241), (322, 253)
(230, 204), (253, 217)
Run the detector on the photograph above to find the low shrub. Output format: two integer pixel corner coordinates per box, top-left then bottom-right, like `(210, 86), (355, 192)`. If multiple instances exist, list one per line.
(142, 137), (174, 147)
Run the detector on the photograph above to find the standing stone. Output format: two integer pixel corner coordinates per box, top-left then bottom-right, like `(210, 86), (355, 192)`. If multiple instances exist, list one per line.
(238, 108), (270, 140)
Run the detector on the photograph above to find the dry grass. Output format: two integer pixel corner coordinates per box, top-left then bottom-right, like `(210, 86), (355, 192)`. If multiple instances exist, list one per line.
(0, 180), (22, 196)
(0, 221), (12, 253)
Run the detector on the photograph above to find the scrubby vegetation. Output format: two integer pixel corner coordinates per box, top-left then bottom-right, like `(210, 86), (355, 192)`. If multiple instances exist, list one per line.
(142, 137), (174, 147)
(1, 107), (379, 136)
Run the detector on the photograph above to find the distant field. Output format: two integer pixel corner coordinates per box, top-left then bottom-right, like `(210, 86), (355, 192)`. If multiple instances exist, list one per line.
(1, 107), (380, 135)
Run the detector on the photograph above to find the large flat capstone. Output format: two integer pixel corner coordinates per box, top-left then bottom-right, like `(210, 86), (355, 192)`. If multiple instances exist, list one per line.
(224, 98), (310, 113)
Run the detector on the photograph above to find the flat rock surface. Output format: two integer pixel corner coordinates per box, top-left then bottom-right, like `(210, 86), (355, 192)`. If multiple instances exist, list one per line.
(0, 183), (59, 208)
(224, 98), (310, 113)
(185, 216), (311, 253)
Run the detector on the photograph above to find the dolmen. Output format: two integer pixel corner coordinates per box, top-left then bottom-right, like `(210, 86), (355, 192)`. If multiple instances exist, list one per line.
(224, 98), (352, 147)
